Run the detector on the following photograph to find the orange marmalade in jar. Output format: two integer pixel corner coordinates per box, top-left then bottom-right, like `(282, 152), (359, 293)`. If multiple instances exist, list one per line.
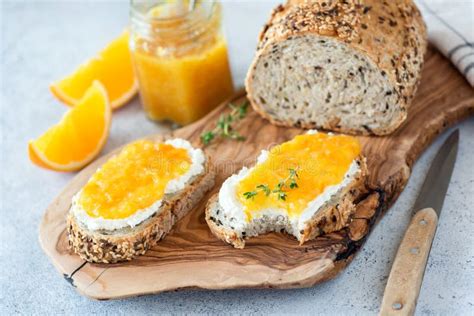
(130, 0), (234, 125)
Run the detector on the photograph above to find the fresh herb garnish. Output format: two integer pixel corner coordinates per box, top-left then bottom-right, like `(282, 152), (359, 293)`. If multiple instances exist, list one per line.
(243, 168), (300, 201)
(243, 191), (258, 199)
(200, 101), (249, 146)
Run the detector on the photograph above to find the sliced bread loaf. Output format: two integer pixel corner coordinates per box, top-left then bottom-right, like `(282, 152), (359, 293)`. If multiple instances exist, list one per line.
(245, 0), (427, 135)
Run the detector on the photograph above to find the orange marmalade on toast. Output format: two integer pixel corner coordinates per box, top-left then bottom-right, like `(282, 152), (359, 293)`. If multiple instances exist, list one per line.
(236, 132), (361, 220)
(78, 140), (192, 220)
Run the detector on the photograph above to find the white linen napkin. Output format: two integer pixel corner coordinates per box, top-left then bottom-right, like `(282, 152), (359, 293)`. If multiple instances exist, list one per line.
(416, 0), (474, 86)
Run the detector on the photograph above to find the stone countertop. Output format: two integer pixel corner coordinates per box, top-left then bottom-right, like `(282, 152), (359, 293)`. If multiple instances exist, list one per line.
(1, 1), (473, 315)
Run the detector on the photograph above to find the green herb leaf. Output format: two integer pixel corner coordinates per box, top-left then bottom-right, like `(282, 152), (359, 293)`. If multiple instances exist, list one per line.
(217, 115), (226, 130)
(256, 184), (271, 196)
(200, 102), (249, 146)
(243, 191), (257, 199)
(237, 102), (249, 118)
(289, 168), (299, 178)
(242, 167), (299, 201)
(278, 192), (287, 201)
(200, 131), (215, 145)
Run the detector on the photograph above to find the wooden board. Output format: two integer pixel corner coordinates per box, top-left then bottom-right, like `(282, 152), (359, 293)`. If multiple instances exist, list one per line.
(39, 47), (473, 300)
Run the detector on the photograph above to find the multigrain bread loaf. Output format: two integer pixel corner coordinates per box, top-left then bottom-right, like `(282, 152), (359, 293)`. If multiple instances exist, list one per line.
(245, 0), (427, 135)
(67, 158), (215, 264)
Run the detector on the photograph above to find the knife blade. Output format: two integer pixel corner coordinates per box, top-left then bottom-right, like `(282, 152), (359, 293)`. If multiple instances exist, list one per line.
(412, 130), (459, 213)
(379, 129), (459, 316)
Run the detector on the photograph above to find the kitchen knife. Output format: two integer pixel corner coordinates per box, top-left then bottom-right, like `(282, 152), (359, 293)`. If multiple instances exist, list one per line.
(379, 129), (459, 316)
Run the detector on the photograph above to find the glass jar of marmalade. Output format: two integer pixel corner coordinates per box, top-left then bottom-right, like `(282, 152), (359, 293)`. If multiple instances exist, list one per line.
(130, 0), (234, 125)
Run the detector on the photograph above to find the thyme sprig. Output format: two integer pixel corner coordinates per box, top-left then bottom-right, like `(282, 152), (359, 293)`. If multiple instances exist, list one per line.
(200, 101), (249, 145)
(243, 168), (300, 201)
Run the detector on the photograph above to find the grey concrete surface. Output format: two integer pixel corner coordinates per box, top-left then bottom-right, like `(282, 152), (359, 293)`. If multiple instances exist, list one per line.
(1, 1), (473, 315)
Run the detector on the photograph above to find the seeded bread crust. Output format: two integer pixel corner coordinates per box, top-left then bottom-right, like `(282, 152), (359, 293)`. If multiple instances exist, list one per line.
(205, 157), (368, 248)
(67, 158), (215, 264)
(245, 0), (427, 135)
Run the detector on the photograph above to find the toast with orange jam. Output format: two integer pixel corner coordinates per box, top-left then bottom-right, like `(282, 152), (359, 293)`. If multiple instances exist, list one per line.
(206, 131), (367, 248)
(68, 138), (214, 263)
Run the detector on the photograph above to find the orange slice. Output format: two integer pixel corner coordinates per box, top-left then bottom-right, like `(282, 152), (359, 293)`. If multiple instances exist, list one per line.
(50, 31), (137, 109)
(29, 81), (111, 172)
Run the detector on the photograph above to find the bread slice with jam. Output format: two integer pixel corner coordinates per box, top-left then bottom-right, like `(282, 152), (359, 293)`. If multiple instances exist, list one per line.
(67, 138), (214, 263)
(205, 131), (367, 248)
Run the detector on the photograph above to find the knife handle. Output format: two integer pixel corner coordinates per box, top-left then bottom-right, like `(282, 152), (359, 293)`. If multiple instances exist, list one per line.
(379, 208), (438, 316)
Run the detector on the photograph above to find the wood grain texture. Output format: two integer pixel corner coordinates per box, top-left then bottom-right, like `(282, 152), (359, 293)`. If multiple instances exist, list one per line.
(39, 47), (473, 300)
(379, 208), (438, 316)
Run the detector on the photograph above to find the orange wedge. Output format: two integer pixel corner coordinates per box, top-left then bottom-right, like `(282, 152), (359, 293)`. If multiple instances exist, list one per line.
(29, 81), (111, 172)
(50, 31), (137, 110)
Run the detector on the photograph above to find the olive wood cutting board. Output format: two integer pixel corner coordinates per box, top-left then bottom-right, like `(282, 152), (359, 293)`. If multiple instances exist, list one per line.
(39, 47), (473, 300)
